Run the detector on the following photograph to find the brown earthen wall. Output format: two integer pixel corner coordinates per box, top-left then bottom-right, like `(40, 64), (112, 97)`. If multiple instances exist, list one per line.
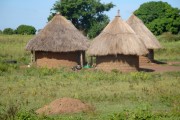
(96, 55), (139, 72)
(35, 51), (82, 68)
(139, 55), (151, 66)
(139, 49), (154, 66)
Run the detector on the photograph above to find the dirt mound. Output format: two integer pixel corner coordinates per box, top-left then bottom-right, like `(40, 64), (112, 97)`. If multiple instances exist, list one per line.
(36, 97), (94, 115)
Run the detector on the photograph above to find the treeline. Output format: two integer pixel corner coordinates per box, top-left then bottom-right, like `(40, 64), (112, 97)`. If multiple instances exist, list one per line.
(1, 1), (179, 37)
(0, 25), (36, 35)
(134, 1), (180, 35)
(49, 0), (179, 38)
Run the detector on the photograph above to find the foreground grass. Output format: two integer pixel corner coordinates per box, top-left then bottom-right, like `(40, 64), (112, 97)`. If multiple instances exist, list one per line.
(0, 66), (180, 119)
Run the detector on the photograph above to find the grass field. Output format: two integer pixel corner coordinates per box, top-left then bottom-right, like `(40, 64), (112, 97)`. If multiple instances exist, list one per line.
(0, 34), (180, 120)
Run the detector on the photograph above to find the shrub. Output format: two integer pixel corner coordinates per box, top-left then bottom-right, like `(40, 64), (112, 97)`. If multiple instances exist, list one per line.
(16, 25), (36, 35)
(158, 32), (180, 42)
(0, 103), (19, 120)
(0, 63), (19, 75)
(3, 28), (14, 35)
(15, 111), (37, 120)
(130, 72), (152, 81)
(109, 108), (153, 120)
(0, 63), (8, 73)
(24, 67), (57, 77)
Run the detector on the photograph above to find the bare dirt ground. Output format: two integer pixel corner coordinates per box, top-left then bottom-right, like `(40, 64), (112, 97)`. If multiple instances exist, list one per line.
(36, 97), (94, 115)
(140, 61), (180, 72)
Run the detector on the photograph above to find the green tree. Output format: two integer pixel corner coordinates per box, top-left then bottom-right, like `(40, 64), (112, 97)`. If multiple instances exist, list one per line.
(0, 30), (2, 34)
(134, 1), (180, 35)
(16, 25), (36, 35)
(49, 0), (114, 38)
(3, 28), (14, 35)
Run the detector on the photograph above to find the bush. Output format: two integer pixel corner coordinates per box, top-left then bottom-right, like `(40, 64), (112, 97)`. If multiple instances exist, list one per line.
(15, 111), (37, 120)
(0, 63), (19, 75)
(3, 28), (14, 35)
(16, 25), (36, 35)
(158, 32), (180, 42)
(24, 67), (57, 77)
(109, 107), (153, 120)
(109, 106), (180, 120)
(130, 72), (152, 81)
(0, 63), (9, 73)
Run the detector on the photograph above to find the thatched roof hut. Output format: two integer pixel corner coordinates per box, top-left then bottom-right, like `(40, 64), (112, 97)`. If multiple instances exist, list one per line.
(26, 13), (89, 68)
(88, 11), (148, 72)
(127, 14), (161, 64)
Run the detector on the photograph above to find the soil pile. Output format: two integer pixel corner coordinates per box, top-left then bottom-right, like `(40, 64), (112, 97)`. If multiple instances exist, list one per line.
(36, 97), (94, 115)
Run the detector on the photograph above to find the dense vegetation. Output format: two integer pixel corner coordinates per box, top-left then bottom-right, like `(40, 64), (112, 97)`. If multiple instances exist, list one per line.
(3, 28), (14, 35)
(134, 1), (180, 35)
(0, 34), (180, 119)
(16, 25), (36, 35)
(48, 0), (114, 38)
(1, 25), (36, 35)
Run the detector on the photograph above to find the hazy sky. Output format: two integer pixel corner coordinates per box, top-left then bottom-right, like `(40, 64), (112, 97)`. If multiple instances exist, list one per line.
(0, 0), (180, 30)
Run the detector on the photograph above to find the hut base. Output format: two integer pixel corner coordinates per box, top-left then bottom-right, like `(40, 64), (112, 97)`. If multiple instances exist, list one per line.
(96, 55), (139, 72)
(139, 56), (151, 66)
(34, 51), (81, 68)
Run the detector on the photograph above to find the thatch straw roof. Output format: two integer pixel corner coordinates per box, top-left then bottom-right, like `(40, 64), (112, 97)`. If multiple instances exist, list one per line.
(87, 13), (148, 56)
(26, 13), (88, 52)
(127, 14), (161, 49)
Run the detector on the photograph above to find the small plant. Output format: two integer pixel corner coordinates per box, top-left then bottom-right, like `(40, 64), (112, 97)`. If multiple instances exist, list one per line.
(109, 105), (153, 120)
(130, 72), (152, 81)
(0, 103), (19, 120)
(158, 33), (180, 42)
(0, 63), (8, 73)
(15, 110), (37, 120)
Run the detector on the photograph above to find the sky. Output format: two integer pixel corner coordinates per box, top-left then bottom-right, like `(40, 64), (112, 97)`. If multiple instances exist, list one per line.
(0, 0), (180, 31)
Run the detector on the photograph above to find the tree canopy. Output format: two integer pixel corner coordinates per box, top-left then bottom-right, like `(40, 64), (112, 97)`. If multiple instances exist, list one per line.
(48, 0), (114, 38)
(134, 1), (180, 35)
(16, 25), (36, 35)
(3, 28), (14, 35)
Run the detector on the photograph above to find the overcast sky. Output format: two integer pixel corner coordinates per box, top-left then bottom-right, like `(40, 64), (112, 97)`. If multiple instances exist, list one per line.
(0, 0), (179, 30)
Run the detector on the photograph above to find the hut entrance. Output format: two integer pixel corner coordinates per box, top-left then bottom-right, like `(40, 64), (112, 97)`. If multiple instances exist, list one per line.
(148, 49), (154, 61)
(77, 51), (86, 67)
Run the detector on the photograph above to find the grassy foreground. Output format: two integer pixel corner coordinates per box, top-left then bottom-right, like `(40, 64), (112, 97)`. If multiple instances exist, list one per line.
(0, 66), (180, 119)
(0, 34), (180, 119)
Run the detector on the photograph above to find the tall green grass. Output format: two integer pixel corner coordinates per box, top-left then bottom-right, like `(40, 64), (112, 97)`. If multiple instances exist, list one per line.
(0, 66), (180, 119)
(0, 34), (33, 64)
(155, 33), (180, 62)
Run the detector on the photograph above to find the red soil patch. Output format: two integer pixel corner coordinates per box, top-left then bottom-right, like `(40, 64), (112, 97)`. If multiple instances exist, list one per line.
(36, 98), (94, 115)
(140, 62), (180, 72)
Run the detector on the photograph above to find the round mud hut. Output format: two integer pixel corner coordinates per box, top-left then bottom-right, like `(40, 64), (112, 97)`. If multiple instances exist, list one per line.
(26, 13), (89, 68)
(127, 14), (161, 65)
(87, 11), (148, 72)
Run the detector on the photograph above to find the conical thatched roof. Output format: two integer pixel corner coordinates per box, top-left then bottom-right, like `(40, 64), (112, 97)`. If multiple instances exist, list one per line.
(127, 14), (161, 49)
(87, 13), (148, 56)
(26, 13), (88, 52)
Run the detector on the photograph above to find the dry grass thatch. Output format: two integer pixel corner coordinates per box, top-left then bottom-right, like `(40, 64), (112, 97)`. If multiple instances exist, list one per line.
(127, 14), (161, 49)
(26, 13), (89, 52)
(87, 14), (148, 56)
